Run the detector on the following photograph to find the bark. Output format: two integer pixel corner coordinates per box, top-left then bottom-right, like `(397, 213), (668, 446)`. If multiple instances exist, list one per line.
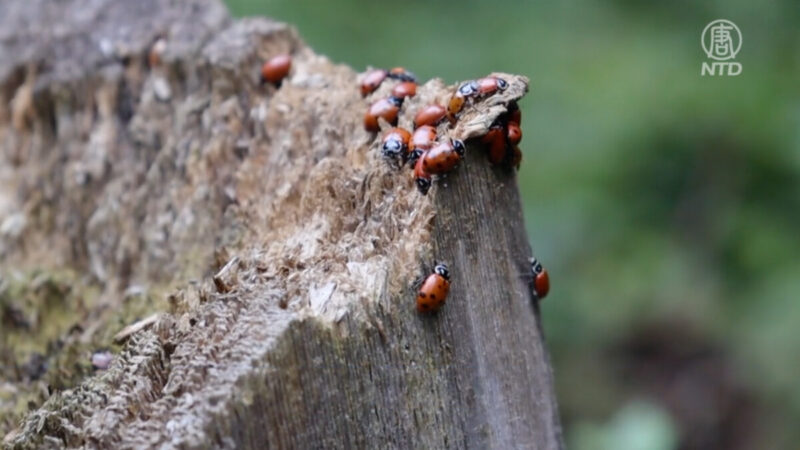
(0, 0), (562, 448)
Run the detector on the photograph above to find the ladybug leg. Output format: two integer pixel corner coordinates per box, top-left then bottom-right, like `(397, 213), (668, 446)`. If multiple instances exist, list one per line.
(400, 149), (410, 167)
(380, 148), (403, 170)
(411, 275), (424, 291)
(415, 177), (431, 195)
(386, 155), (404, 170)
(411, 262), (433, 291)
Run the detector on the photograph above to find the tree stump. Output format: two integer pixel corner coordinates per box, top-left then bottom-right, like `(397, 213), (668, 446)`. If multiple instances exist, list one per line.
(0, 0), (562, 448)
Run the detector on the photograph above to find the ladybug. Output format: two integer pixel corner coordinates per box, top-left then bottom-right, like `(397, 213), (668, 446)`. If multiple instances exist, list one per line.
(476, 76), (509, 96)
(447, 95), (465, 119)
(457, 80), (480, 97)
(381, 127), (412, 161)
(364, 97), (403, 132)
(422, 139), (465, 175)
(417, 263), (450, 313)
(413, 155), (432, 195)
(482, 124), (507, 165)
(361, 68), (388, 96)
(261, 54), (292, 85)
(391, 81), (417, 99)
(447, 80), (479, 117)
(408, 125), (437, 164)
(529, 257), (550, 300)
(414, 104), (448, 128)
(506, 122), (522, 146)
(387, 67), (417, 82)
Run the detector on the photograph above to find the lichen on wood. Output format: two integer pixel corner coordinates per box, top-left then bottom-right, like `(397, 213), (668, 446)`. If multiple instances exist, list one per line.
(0, 0), (562, 448)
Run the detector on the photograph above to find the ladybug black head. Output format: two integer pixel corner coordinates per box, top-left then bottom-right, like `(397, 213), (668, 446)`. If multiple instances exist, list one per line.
(260, 75), (283, 88)
(451, 139), (465, 157)
(415, 177), (431, 195)
(458, 80), (478, 96)
(388, 96), (404, 107)
(401, 72), (417, 82)
(408, 148), (424, 166)
(434, 263), (450, 280)
(496, 78), (509, 90)
(389, 68), (417, 83)
(529, 257), (544, 274)
(382, 139), (403, 157)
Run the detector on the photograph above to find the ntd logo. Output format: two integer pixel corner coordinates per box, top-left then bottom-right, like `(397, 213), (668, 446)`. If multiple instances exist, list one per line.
(701, 61), (742, 76)
(701, 20), (742, 77)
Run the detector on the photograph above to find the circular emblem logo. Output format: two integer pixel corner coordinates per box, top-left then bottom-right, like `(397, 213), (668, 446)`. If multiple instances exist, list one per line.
(702, 19), (742, 61)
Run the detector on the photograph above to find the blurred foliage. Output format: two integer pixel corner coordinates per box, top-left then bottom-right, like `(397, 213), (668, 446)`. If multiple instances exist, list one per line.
(228, 0), (799, 448)
(571, 399), (678, 450)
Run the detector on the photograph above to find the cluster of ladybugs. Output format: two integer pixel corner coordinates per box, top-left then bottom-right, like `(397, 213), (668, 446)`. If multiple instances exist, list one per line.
(358, 67), (548, 313)
(360, 67), (451, 195)
(362, 69), (521, 195)
(256, 55), (550, 313)
(449, 78), (524, 169)
(358, 68), (546, 313)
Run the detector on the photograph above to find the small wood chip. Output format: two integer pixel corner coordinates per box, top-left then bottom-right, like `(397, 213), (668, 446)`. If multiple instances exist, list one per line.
(213, 256), (240, 293)
(113, 313), (161, 343)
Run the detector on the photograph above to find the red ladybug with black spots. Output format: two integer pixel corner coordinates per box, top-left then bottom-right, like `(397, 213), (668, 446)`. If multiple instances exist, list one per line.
(408, 125), (437, 164)
(476, 76), (508, 96)
(413, 155), (432, 195)
(414, 104), (448, 128)
(381, 127), (412, 161)
(261, 54), (292, 86)
(506, 122), (522, 146)
(364, 97), (403, 132)
(422, 139), (465, 175)
(360, 69), (388, 96)
(388, 67), (417, 82)
(391, 81), (417, 99)
(417, 263), (450, 313)
(447, 76), (508, 118)
(482, 124), (507, 165)
(529, 256), (550, 300)
(481, 102), (523, 168)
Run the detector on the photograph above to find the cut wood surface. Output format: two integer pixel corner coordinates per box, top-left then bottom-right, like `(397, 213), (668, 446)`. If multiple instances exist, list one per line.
(0, 0), (563, 448)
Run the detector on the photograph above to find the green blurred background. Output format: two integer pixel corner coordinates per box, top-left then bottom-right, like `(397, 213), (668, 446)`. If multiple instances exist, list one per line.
(228, 1), (799, 448)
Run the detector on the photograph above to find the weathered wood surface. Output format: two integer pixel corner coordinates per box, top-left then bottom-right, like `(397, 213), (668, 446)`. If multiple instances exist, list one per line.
(0, 0), (562, 448)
